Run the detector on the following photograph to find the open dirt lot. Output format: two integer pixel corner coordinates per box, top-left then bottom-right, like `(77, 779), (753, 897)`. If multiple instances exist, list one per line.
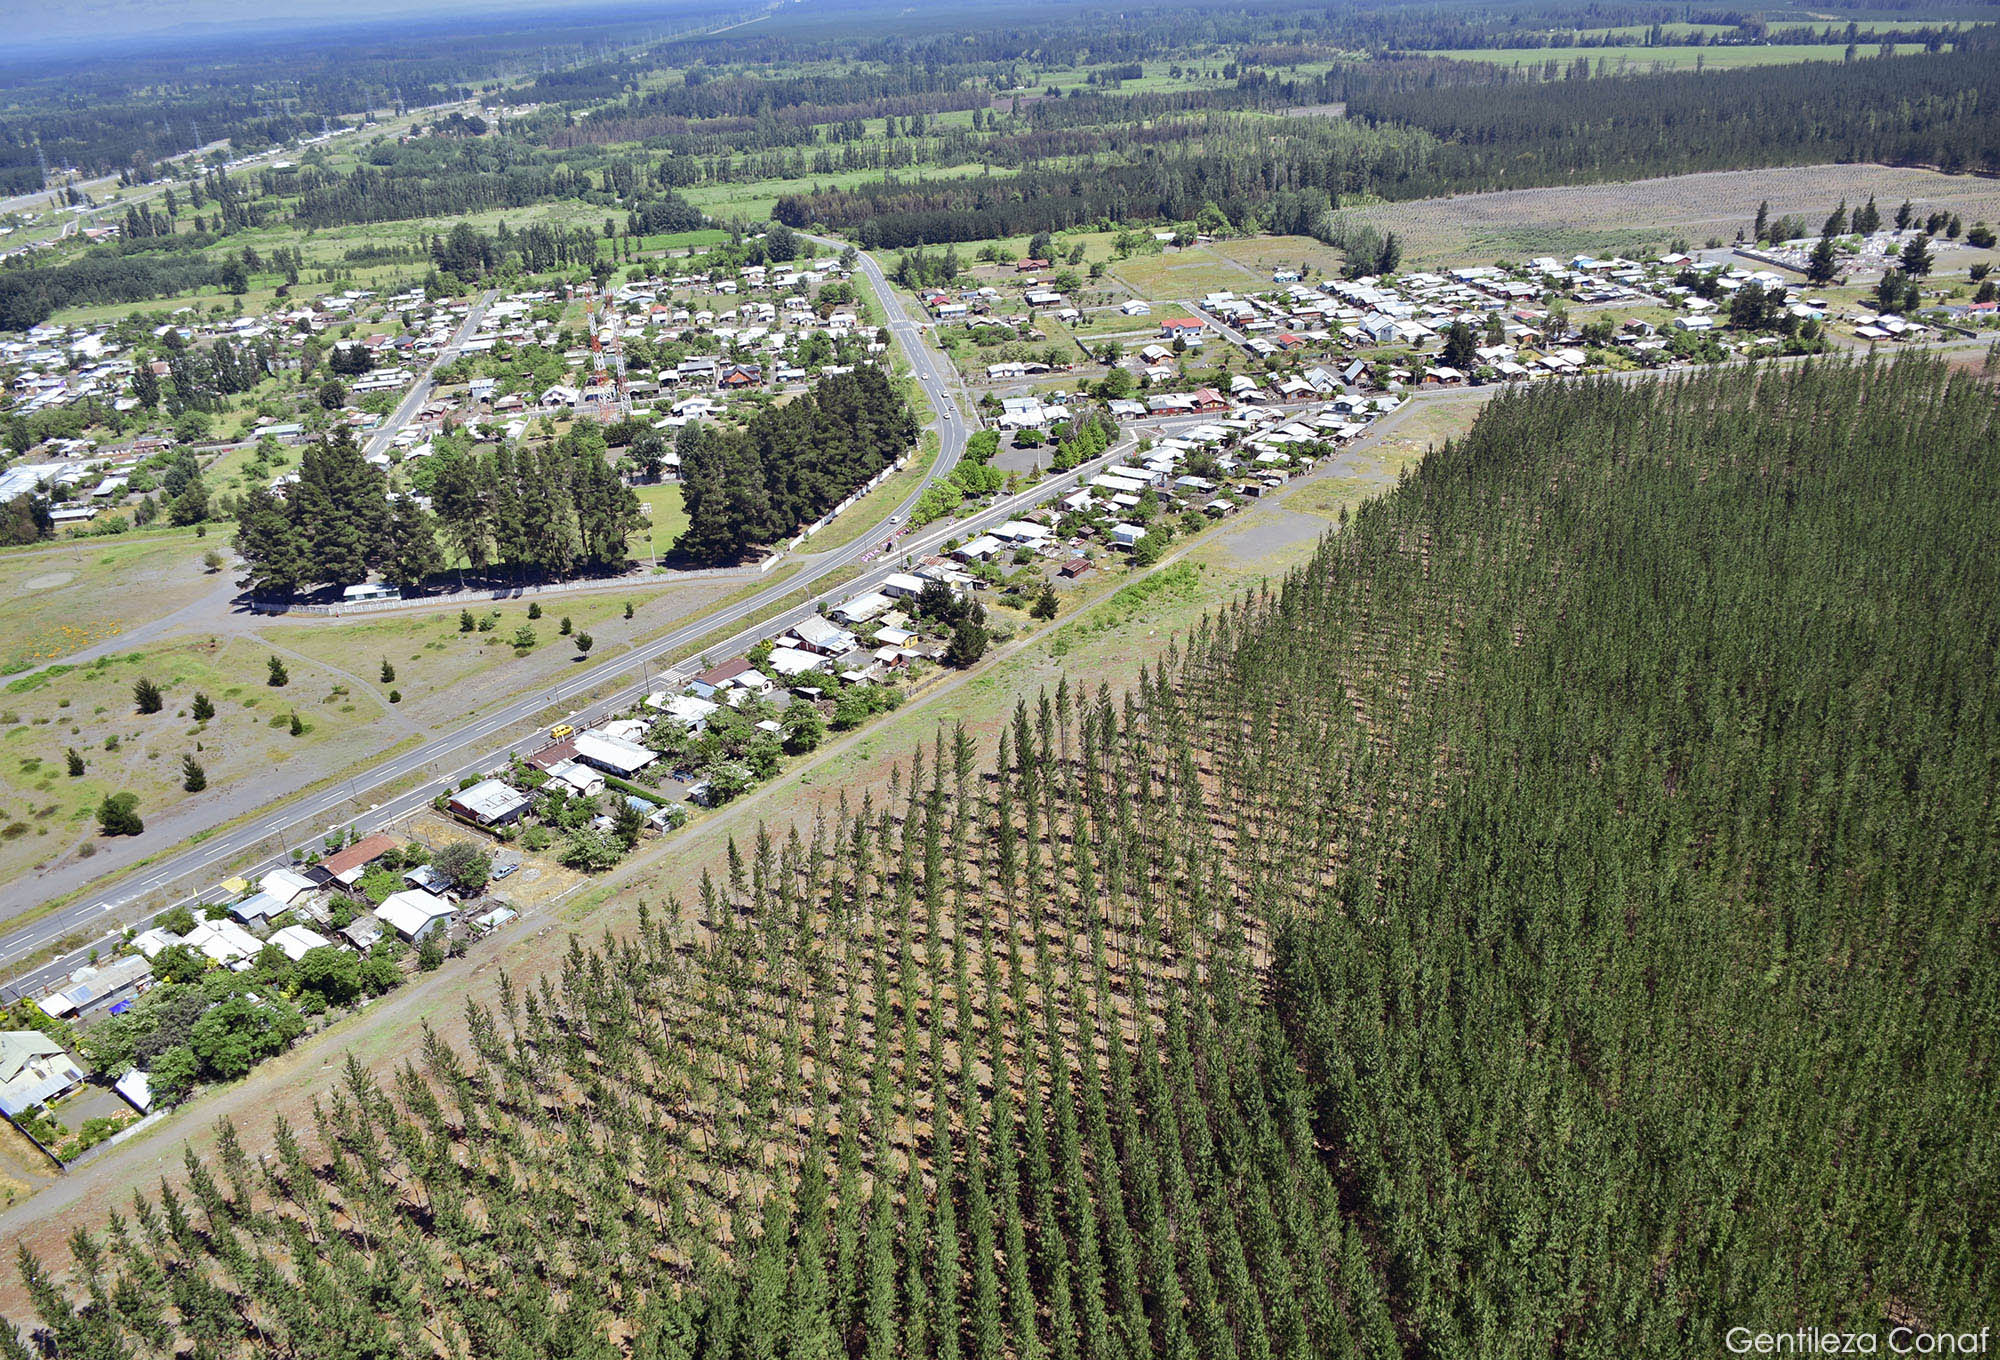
(0, 578), (742, 901)
(0, 536), (220, 674)
(1329, 164), (2000, 268)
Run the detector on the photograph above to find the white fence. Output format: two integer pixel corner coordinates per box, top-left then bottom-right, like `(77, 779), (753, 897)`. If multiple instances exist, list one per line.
(250, 561), (774, 617)
(790, 452), (914, 550)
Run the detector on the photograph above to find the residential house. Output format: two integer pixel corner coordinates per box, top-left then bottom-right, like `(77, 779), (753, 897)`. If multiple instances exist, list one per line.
(0, 1032), (85, 1120)
(789, 614), (857, 655)
(543, 759), (607, 798)
(572, 731), (659, 777)
(448, 778), (531, 827)
(35, 956), (151, 1021)
(228, 892), (286, 928)
(690, 657), (754, 698)
(318, 834), (397, 896)
(184, 919), (261, 969)
(260, 868), (317, 907)
(404, 864), (455, 897)
(765, 646), (827, 679)
(650, 693), (720, 733)
(832, 592), (894, 625)
(269, 925), (334, 961)
(376, 890), (455, 943)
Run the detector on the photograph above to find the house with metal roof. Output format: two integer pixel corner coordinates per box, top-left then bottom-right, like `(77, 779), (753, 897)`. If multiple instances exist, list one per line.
(0, 1032), (85, 1118)
(447, 778), (531, 827)
(375, 889), (455, 943)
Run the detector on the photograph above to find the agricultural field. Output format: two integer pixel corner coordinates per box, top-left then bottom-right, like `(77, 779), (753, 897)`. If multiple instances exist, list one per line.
(1106, 245), (1268, 302)
(1432, 41), (1937, 69)
(1325, 163), (2000, 267)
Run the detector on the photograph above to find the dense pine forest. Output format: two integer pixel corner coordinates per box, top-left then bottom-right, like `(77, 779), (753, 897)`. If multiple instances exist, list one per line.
(675, 364), (917, 564)
(232, 424), (643, 596)
(9, 355), (1998, 1357)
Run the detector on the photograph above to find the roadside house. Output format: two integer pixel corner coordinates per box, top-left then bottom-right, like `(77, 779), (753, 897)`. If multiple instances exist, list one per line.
(319, 835), (397, 895)
(448, 779), (531, 827)
(0, 1031), (85, 1120)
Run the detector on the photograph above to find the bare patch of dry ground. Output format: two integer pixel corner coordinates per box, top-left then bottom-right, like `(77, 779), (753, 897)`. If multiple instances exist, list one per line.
(1333, 164), (2000, 266)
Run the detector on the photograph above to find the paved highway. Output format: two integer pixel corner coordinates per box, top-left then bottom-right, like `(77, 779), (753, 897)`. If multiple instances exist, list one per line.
(362, 291), (497, 457)
(0, 243), (977, 998)
(0, 395), (1194, 1003)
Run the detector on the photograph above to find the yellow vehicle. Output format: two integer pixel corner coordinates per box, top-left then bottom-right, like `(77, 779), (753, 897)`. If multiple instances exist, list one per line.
(549, 723), (575, 741)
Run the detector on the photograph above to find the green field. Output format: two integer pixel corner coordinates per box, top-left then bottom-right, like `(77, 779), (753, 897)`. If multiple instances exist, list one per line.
(0, 636), (390, 883)
(1107, 247), (1265, 303)
(629, 483), (689, 561)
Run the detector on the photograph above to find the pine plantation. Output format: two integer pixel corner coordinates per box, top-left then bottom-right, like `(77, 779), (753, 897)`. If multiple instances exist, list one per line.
(10, 356), (1996, 1358)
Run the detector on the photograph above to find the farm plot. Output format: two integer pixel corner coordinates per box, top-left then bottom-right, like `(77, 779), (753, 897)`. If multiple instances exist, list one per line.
(1108, 245), (1265, 302)
(1325, 164), (2000, 268)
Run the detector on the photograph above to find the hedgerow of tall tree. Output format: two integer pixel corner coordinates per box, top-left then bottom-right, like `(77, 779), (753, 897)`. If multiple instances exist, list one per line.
(233, 425), (639, 596)
(675, 363), (916, 563)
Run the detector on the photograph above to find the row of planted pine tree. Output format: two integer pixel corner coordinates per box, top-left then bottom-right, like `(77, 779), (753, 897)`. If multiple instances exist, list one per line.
(9, 354), (1995, 1358)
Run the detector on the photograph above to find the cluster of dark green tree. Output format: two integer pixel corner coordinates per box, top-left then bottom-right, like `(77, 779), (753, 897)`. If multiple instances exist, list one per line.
(0, 247), (232, 333)
(14, 354), (1993, 1357)
(776, 46), (1999, 246)
(0, 493), (54, 547)
(233, 426), (640, 597)
(675, 364), (916, 563)
(73, 932), (403, 1106)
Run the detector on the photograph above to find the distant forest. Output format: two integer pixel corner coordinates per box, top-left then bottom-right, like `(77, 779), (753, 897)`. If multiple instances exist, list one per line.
(5, 1), (1997, 327)
(779, 48), (2000, 245)
(0, 1), (745, 191)
(10, 355), (1995, 1356)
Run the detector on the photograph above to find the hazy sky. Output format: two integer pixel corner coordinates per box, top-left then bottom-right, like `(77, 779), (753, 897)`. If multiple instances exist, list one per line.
(13, 0), (628, 47)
